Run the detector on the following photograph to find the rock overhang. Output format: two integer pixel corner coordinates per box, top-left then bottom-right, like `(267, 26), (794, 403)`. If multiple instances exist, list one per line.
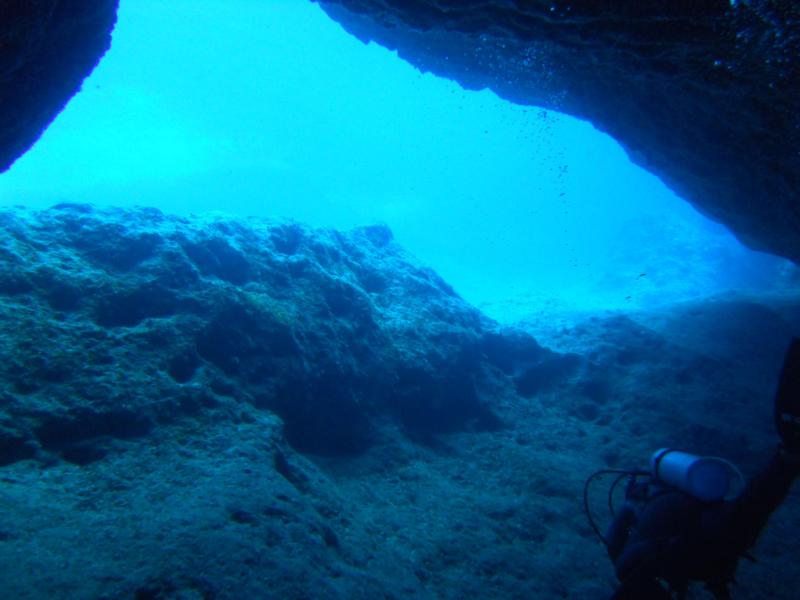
(0, 0), (119, 173)
(316, 0), (799, 263)
(0, 1), (798, 265)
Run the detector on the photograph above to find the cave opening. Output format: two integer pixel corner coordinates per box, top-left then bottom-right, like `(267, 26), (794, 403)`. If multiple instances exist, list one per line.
(0, 0), (796, 323)
(1, 3), (799, 598)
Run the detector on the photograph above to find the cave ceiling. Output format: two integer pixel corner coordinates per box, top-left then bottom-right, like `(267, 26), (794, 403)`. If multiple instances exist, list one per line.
(1, 0), (798, 264)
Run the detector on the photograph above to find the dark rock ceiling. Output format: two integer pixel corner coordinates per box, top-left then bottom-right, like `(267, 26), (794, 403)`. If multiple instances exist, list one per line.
(1, 0), (798, 265)
(318, 0), (800, 264)
(0, 0), (118, 174)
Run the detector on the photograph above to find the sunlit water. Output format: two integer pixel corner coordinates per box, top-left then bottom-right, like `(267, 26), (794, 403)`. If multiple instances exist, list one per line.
(1, 0), (796, 321)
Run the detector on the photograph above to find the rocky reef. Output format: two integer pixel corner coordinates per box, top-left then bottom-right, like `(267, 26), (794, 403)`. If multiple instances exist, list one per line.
(0, 204), (798, 598)
(0, 204), (580, 466)
(1, 3), (800, 597)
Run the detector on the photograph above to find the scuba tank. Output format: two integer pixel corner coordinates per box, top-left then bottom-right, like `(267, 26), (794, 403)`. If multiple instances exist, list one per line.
(650, 448), (744, 502)
(583, 449), (744, 551)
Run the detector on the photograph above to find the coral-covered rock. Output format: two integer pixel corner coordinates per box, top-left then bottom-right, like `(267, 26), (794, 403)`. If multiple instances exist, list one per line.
(0, 203), (562, 463)
(1, 206), (798, 598)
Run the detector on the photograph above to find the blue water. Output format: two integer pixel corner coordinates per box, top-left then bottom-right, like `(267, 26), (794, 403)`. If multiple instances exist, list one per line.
(0, 0), (795, 319)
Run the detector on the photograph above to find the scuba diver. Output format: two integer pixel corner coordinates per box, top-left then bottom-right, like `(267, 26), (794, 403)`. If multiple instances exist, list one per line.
(585, 338), (800, 599)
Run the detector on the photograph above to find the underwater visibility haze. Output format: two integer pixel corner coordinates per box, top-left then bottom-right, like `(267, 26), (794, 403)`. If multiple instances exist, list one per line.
(0, 1), (799, 599)
(1, 0), (796, 318)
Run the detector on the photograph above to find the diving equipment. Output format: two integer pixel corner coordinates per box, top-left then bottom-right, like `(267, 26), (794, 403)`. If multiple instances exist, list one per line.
(650, 448), (744, 502)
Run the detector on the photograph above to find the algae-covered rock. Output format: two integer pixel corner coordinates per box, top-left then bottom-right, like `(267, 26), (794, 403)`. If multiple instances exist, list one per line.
(1, 203), (798, 599)
(0, 203), (561, 462)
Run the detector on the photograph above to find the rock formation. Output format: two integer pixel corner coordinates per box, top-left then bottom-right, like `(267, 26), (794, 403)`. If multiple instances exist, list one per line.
(1, 204), (798, 598)
(1, 2), (798, 263)
(317, 1), (800, 263)
(0, 203), (574, 465)
(1, 2), (800, 597)
(0, 0), (118, 173)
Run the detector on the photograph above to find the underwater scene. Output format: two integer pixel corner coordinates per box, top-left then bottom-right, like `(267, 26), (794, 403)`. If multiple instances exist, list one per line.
(0, 1), (799, 599)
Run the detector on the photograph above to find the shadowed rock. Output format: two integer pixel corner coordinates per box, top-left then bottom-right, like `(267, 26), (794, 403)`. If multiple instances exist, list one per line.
(0, 204), (568, 461)
(0, 1), (118, 172)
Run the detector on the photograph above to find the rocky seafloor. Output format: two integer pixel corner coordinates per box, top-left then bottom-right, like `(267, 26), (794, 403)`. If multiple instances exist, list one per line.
(1, 204), (799, 599)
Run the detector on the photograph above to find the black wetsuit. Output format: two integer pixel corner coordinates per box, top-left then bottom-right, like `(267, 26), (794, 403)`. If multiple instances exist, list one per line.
(606, 449), (800, 599)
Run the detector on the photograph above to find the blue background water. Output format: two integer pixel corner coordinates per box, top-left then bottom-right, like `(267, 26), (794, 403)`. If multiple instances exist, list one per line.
(0, 0), (795, 318)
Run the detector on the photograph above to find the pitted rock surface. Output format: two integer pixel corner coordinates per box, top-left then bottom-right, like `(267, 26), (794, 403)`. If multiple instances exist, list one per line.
(0, 203), (565, 464)
(1, 206), (799, 598)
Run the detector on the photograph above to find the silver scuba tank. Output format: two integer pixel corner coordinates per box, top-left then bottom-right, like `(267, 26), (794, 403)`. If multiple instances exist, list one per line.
(650, 448), (744, 501)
